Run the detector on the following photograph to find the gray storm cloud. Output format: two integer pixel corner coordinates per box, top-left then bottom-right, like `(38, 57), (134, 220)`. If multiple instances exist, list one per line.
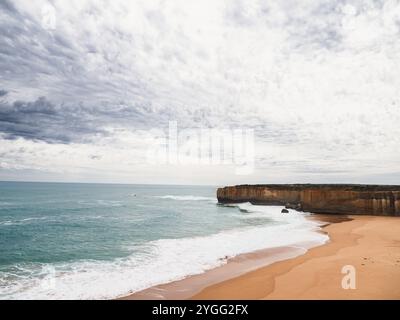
(0, 96), (103, 143)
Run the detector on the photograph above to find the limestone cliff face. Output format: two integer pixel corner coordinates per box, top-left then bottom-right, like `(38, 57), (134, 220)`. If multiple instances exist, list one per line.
(217, 184), (400, 216)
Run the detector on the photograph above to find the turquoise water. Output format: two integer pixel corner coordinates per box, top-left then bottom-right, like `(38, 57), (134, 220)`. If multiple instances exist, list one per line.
(0, 182), (327, 299)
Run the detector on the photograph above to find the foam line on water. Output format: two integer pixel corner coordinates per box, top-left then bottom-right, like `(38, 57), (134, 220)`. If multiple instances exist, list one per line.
(0, 204), (328, 300)
(154, 195), (217, 202)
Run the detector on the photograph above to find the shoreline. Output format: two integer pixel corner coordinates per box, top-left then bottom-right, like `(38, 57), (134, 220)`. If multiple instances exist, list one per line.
(192, 214), (400, 299)
(122, 214), (400, 300)
(120, 214), (349, 300)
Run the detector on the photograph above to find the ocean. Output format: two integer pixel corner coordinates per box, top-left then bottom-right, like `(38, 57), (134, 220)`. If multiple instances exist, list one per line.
(0, 182), (328, 299)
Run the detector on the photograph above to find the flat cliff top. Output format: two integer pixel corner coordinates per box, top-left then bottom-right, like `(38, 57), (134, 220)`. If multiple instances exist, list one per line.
(220, 184), (400, 192)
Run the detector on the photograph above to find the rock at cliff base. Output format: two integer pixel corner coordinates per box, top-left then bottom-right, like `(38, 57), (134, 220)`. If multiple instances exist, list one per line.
(281, 209), (289, 213)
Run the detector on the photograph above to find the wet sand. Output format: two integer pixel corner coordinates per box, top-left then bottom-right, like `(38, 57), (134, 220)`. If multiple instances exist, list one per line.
(122, 215), (400, 300)
(193, 215), (400, 299)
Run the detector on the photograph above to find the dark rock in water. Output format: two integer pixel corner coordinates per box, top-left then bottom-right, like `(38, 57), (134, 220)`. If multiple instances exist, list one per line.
(285, 202), (302, 210)
(281, 208), (289, 213)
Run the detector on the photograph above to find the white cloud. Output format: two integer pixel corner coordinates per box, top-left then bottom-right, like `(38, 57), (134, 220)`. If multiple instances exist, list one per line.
(1, 0), (400, 184)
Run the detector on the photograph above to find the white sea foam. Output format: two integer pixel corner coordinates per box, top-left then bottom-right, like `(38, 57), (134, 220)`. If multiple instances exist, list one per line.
(154, 195), (217, 202)
(0, 216), (50, 227)
(0, 220), (13, 226)
(223, 203), (307, 222)
(0, 201), (15, 207)
(0, 203), (328, 300)
(77, 200), (124, 208)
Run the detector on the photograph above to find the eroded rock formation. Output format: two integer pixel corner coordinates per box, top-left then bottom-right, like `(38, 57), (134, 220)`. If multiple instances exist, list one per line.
(217, 184), (400, 216)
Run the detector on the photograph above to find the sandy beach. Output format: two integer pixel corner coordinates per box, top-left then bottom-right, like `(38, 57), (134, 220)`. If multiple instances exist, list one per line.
(124, 215), (400, 300)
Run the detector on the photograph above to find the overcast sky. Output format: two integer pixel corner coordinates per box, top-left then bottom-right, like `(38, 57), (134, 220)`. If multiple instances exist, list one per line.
(1, 0), (400, 185)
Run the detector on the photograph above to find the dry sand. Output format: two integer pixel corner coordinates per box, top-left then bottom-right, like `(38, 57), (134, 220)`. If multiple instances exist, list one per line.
(193, 215), (400, 299)
(123, 215), (400, 300)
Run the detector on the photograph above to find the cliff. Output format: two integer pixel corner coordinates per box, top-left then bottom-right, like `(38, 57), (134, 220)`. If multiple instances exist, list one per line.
(217, 184), (400, 216)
